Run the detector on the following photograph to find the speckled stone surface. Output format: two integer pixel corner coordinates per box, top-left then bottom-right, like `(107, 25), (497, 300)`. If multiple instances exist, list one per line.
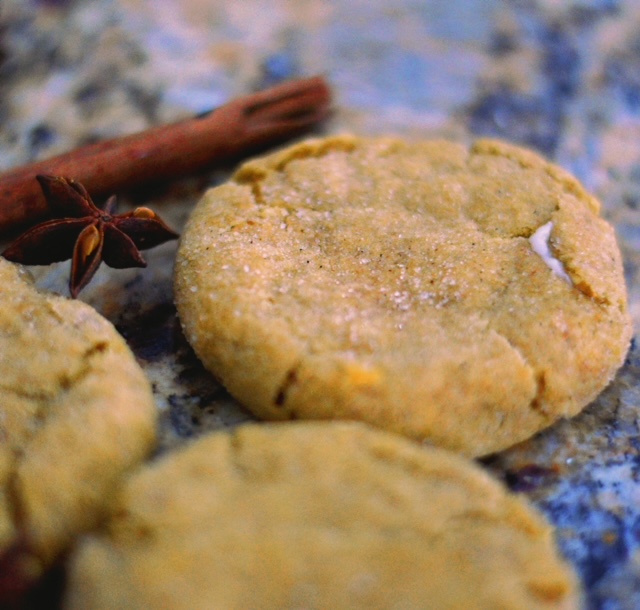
(1, 1), (640, 608)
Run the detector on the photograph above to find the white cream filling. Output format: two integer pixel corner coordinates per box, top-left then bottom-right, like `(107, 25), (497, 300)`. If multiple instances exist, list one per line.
(528, 221), (572, 285)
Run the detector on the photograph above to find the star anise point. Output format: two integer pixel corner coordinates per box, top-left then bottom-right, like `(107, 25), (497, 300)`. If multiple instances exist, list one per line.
(2, 176), (178, 297)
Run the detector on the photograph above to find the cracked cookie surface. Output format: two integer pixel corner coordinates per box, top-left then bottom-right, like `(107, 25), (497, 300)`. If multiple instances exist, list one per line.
(174, 135), (632, 456)
(0, 259), (157, 598)
(65, 421), (580, 610)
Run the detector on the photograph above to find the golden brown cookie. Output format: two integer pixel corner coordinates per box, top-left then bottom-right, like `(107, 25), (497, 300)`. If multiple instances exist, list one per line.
(174, 135), (632, 457)
(65, 421), (580, 610)
(0, 259), (157, 599)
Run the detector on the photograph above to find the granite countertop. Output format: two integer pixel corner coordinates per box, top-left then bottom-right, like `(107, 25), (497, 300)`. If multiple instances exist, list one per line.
(1, 1), (640, 608)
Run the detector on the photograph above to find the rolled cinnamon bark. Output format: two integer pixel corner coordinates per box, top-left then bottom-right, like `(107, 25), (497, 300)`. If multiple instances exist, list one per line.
(0, 76), (331, 234)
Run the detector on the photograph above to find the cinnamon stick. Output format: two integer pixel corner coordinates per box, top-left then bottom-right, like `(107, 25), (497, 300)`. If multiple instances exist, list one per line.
(0, 76), (331, 235)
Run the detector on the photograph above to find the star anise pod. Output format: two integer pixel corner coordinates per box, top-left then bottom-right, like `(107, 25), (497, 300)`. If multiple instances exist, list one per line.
(2, 175), (179, 298)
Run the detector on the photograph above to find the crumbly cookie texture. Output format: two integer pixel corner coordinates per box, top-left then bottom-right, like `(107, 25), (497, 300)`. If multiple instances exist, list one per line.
(65, 422), (580, 610)
(174, 135), (632, 457)
(0, 259), (157, 591)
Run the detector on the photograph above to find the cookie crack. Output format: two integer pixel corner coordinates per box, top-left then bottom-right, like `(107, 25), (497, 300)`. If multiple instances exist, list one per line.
(557, 260), (613, 307)
(0, 474), (40, 603)
(242, 175), (265, 206)
(528, 220), (572, 284)
(1, 339), (110, 409)
(233, 137), (359, 212)
(236, 138), (570, 258)
(0, 342), (108, 468)
(530, 371), (550, 416)
(469, 139), (598, 212)
(1, 339), (112, 550)
(528, 217), (614, 306)
(486, 326), (551, 421)
(267, 137), (358, 173)
(58, 340), (110, 391)
(272, 363), (301, 414)
(0, 384), (54, 403)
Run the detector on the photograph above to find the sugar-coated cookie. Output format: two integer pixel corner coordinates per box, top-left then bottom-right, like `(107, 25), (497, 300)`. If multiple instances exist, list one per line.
(0, 259), (157, 599)
(65, 421), (580, 610)
(174, 135), (632, 456)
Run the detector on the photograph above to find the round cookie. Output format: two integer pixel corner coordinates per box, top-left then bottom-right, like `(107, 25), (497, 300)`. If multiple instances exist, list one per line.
(0, 259), (157, 599)
(65, 421), (580, 610)
(174, 135), (632, 457)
